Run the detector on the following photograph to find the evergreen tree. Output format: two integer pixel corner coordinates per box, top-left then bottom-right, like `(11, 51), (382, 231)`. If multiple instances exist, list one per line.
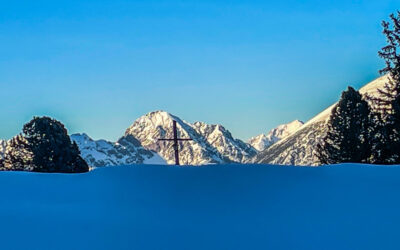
(1, 117), (88, 173)
(22, 117), (89, 173)
(368, 11), (400, 164)
(317, 87), (371, 164)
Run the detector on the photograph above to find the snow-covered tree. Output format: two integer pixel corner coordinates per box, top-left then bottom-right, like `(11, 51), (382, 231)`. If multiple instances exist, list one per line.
(317, 87), (371, 164)
(368, 11), (400, 164)
(2, 134), (34, 171)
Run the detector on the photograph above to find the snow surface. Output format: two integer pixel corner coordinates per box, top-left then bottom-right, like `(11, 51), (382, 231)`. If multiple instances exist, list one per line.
(1, 164), (400, 250)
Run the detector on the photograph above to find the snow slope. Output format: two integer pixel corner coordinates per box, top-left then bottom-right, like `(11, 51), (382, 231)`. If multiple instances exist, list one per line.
(71, 133), (165, 167)
(248, 120), (304, 151)
(125, 111), (257, 165)
(254, 75), (388, 165)
(0, 164), (399, 250)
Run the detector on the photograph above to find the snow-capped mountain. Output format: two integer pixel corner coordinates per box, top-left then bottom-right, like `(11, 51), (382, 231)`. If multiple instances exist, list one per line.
(267, 120), (304, 142)
(248, 134), (271, 151)
(124, 111), (257, 165)
(248, 120), (304, 151)
(253, 75), (388, 166)
(71, 133), (165, 167)
(192, 121), (257, 162)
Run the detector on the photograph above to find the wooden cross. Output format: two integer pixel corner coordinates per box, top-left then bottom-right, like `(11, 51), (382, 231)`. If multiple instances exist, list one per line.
(158, 120), (192, 165)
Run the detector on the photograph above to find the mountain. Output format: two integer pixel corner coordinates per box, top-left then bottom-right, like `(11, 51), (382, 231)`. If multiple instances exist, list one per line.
(247, 134), (271, 151)
(71, 133), (165, 167)
(253, 75), (388, 166)
(248, 120), (304, 151)
(124, 111), (257, 165)
(266, 120), (305, 142)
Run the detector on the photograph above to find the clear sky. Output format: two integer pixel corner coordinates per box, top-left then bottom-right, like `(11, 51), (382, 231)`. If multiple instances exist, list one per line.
(0, 0), (397, 141)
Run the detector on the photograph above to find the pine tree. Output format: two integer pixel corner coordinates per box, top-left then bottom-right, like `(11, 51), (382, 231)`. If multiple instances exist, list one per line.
(368, 11), (400, 164)
(317, 87), (371, 164)
(1, 117), (88, 173)
(22, 117), (89, 173)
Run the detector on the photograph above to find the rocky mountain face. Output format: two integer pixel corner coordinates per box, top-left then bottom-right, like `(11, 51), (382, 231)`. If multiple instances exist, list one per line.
(248, 120), (304, 151)
(71, 133), (165, 167)
(124, 111), (257, 165)
(254, 75), (388, 166)
(247, 134), (271, 151)
(192, 121), (257, 163)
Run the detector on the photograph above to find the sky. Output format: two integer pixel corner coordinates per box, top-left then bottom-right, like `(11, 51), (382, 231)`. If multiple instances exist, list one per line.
(0, 0), (398, 141)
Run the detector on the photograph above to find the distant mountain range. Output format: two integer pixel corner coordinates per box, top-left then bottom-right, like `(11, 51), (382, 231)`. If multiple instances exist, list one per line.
(0, 113), (298, 167)
(247, 120), (304, 151)
(80, 111), (307, 166)
(71, 133), (166, 167)
(72, 111), (304, 166)
(0, 75), (388, 167)
(124, 111), (259, 165)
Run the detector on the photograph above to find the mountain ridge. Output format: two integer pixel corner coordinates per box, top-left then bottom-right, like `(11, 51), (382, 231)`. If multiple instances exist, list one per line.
(124, 110), (257, 165)
(71, 133), (166, 167)
(254, 75), (389, 166)
(248, 120), (304, 151)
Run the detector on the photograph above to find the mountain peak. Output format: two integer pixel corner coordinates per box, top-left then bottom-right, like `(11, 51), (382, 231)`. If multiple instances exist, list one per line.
(248, 120), (304, 151)
(267, 120), (304, 140)
(72, 133), (91, 141)
(140, 110), (174, 122)
(126, 111), (185, 136)
(247, 134), (270, 151)
(147, 110), (173, 118)
(125, 111), (256, 165)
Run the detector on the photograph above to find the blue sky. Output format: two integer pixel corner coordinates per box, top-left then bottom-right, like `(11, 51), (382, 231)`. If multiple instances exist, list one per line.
(0, 0), (397, 141)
